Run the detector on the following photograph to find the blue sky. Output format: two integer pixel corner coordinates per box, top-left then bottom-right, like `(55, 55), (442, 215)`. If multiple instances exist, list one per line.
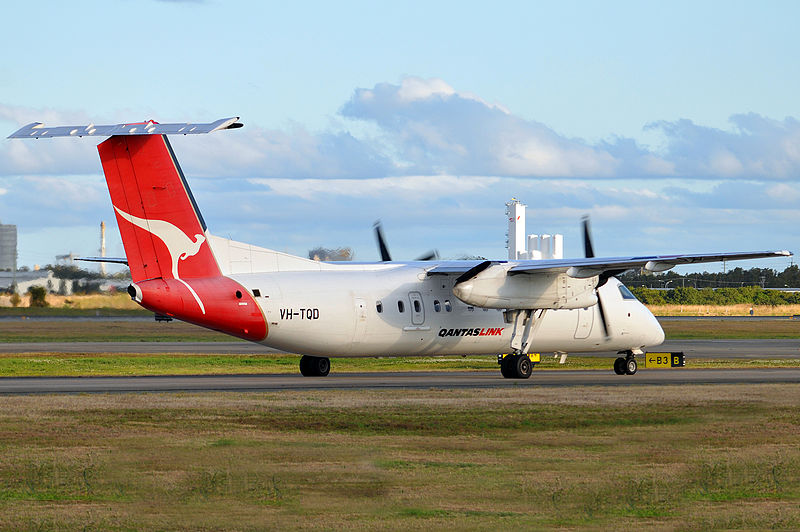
(1, 0), (799, 273)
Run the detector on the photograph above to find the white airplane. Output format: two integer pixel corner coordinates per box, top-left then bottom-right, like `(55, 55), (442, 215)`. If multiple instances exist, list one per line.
(8, 118), (792, 379)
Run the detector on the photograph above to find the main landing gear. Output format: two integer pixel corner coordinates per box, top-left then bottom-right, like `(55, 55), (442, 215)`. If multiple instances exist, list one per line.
(499, 353), (533, 379)
(613, 350), (639, 376)
(299, 355), (330, 377)
(498, 308), (547, 379)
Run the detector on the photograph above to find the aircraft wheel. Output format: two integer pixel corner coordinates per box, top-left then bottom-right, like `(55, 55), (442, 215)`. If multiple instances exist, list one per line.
(299, 355), (330, 377)
(625, 357), (638, 375)
(500, 355), (515, 378)
(613, 357), (627, 375)
(515, 355), (533, 379)
(315, 357), (331, 376)
(299, 356), (312, 376)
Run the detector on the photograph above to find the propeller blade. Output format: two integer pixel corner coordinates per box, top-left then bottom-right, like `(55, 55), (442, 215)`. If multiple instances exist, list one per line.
(373, 221), (392, 262)
(596, 288), (610, 338)
(415, 250), (440, 261)
(582, 215), (595, 259)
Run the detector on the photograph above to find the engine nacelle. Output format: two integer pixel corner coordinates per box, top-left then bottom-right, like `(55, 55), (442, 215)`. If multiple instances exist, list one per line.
(451, 264), (598, 309)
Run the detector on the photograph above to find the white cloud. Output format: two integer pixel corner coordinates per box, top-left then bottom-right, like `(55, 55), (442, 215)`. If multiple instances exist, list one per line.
(249, 175), (501, 200)
(397, 77), (455, 102)
(341, 77), (620, 178)
(646, 114), (800, 179)
(1, 79), (799, 269)
(3, 82), (800, 182)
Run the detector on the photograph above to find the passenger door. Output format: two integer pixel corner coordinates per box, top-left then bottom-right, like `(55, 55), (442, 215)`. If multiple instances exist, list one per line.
(408, 292), (425, 326)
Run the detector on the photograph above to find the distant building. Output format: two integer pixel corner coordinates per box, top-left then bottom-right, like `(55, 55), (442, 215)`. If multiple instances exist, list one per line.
(0, 270), (73, 296)
(309, 247), (353, 261)
(0, 224), (17, 271)
(505, 199), (563, 260)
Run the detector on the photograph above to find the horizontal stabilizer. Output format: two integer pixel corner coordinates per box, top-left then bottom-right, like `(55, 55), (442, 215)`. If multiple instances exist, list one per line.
(7, 117), (241, 139)
(76, 257), (129, 265)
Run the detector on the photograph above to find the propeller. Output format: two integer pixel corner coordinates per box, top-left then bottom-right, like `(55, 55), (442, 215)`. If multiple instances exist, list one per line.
(581, 215), (595, 259)
(373, 220), (439, 262)
(582, 216), (611, 338)
(374, 221), (392, 262)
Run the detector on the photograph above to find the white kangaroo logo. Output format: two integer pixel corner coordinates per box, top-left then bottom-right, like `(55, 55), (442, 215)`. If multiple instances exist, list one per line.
(114, 206), (207, 314)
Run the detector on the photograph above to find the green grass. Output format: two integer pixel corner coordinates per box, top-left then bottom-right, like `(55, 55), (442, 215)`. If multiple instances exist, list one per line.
(660, 319), (800, 339)
(1, 352), (798, 377)
(0, 386), (797, 529)
(0, 319), (232, 342)
(0, 307), (147, 317)
(2, 317), (800, 343)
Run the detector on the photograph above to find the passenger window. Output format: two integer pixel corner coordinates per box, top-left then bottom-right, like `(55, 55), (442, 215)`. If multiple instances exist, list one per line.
(413, 299), (421, 313)
(618, 285), (638, 300)
(444, 300), (452, 312)
(398, 300), (405, 313)
(433, 300), (441, 312)
(376, 301), (383, 313)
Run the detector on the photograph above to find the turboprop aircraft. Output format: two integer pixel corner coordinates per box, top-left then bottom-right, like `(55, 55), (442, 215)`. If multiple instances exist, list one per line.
(8, 117), (792, 379)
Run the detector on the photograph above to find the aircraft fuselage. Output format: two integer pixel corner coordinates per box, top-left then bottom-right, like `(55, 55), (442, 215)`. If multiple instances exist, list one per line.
(228, 264), (664, 357)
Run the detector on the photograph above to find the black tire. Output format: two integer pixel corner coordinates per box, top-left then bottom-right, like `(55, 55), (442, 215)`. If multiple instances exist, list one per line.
(500, 355), (515, 378)
(613, 357), (626, 375)
(299, 355), (330, 377)
(299, 355), (313, 376)
(315, 357), (331, 377)
(625, 357), (638, 375)
(515, 355), (533, 379)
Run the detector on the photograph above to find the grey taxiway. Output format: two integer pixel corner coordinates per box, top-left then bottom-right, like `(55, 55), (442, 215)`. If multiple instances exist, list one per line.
(0, 339), (797, 358)
(1, 368), (799, 394)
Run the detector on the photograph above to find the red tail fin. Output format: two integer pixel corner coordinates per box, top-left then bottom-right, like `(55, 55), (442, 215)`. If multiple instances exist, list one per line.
(98, 135), (221, 282)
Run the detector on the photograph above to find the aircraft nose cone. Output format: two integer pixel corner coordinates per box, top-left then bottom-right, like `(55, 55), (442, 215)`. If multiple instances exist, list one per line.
(648, 316), (665, 346)
(652, 323), (665, 345)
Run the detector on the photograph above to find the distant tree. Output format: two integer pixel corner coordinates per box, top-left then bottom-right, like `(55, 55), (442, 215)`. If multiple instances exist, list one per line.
(620, 264), (800, 289)
(43, 264), (104, 280)
(27, 286), (48, 307)
(9, 292), (21, 307)
(630, 284), (800, 306)
(308, 247), (353, 261)
(72, 281), (103, 295)
(111, 268), (132, 280)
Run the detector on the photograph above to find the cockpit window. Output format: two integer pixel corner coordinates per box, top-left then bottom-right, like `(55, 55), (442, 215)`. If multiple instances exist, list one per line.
(618, 284), (638, 300)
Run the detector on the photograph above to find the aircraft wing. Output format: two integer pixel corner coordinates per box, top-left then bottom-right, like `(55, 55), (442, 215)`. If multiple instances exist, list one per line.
(426, 250), (792, 279)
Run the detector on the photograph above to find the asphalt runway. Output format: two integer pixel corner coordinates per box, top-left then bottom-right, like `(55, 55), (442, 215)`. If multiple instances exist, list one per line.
(1, 368), (799, 394)
(0, 339), (798, 358)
